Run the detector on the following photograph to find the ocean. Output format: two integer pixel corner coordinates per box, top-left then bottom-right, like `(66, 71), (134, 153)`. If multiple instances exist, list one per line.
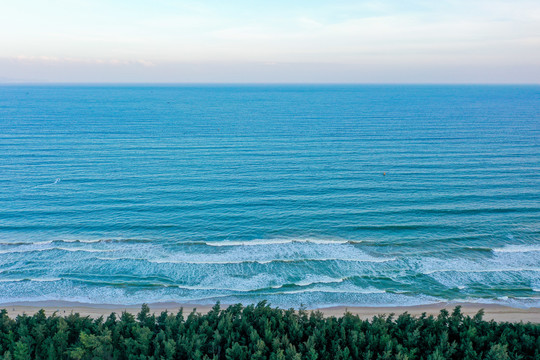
(0, 84), (539, 308)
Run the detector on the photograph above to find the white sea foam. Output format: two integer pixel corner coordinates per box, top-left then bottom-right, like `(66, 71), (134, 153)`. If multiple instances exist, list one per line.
(3, 237), (360, 249)
(149, 259), (270, 265)
(97, 257), (145, 261)
(151, 238), (391, 267)
(162, 285), (387, 297)
(57, 247), (113, 253)
(146, 257), (395, 265)
(174, 285), (255, 292)
(204, 238), (354, 246)
(269, 276), (347, 289)
(0, 247), (113, 254)
(269, 288), (386, 295)
(293, 277), (346, 287)
(424, 268), (540, 275)
(60, 239), (104, 243)
(0, 278), (61, 283)
(493, 245), (540, 253)
(0, 238), (134, 247)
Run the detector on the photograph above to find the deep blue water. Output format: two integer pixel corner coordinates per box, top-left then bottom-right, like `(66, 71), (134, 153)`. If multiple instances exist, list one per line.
(0, 85), (539, 307)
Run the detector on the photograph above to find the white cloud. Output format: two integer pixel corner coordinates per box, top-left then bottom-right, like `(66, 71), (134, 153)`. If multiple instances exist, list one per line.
(0, 0), (539, 82)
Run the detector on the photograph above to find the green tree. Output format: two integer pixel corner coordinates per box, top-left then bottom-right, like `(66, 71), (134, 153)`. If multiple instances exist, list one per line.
(484, 344), (510, 360)
(13, 342), (29, 360)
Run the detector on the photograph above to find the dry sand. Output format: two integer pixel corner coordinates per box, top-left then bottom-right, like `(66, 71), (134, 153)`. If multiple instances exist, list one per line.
(1, 301), (538, 323)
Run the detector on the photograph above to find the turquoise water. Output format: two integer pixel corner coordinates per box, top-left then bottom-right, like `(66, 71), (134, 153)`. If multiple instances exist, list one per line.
(0, 85), (539, 307)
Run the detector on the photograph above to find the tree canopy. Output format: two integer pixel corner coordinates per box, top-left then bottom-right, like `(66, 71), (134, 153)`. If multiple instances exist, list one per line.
(0, 302), (538, 360)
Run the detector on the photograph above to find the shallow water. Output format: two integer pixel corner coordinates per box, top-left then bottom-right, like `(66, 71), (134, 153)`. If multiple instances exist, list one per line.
(0, 85), (539, 307)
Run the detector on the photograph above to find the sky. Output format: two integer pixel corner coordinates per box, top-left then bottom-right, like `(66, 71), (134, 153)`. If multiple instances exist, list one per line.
(1, 0), (539, 83)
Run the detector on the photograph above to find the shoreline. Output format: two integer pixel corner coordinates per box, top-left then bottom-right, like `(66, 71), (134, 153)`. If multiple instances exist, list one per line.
(1, 301), (539, 323)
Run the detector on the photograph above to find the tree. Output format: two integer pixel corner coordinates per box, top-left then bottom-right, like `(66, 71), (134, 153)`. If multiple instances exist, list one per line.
(485, 344), (510, 360)
(13, 342), (29, 360)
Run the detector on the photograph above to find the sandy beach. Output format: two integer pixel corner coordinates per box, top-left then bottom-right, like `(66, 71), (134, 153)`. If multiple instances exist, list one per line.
(1, 301), (538, 323)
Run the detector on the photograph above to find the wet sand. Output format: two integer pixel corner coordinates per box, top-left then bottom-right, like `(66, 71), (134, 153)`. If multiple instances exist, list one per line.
(1, 301), (538, 323)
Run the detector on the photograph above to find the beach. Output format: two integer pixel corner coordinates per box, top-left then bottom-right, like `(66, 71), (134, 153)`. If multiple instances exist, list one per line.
(2, 301), (539, 323)
(3, 1), (540, 357)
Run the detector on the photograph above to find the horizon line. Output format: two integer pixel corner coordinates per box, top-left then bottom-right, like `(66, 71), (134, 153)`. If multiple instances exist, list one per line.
(1, 82), (539, 86)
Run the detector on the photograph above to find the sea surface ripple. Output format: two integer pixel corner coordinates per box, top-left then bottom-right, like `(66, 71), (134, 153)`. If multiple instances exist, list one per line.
(0, 85), (539, 307)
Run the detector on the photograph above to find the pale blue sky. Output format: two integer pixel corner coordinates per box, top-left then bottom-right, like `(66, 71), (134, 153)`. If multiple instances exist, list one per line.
(1, 0), (539, 83)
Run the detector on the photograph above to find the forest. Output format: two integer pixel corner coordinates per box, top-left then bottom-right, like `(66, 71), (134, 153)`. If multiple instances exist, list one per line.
(0, 302), (538, 360)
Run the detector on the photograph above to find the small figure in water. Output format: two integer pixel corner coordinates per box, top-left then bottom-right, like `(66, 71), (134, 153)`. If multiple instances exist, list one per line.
(383, 172), (386, 176)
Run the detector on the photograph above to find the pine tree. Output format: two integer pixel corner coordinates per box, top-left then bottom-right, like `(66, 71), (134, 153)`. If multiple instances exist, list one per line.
(13, 342), (29, 360)
(485, 344), (510, 360)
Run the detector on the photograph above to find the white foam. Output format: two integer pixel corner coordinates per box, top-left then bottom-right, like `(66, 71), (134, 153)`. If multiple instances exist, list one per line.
(146, 257), (395, 265)
(149, 259), (268, 265)
(57, 247), (113, 253)
(269, 276), (346, 289)
(0, 278), (61, 283)
(493, 245), (540, 253)
(0, 247), (113, 254)
(0, 241), (52, 246)
(204, 238), (353, 246)
(174, 285), (254, 292)
(60, 239), (104, 243)
(424, 268), (540, 275)
(294, 277), (345, 287)
(269, 288), (386, 295)
(0, 239), (103, 246)
(97, 257), (145, 261)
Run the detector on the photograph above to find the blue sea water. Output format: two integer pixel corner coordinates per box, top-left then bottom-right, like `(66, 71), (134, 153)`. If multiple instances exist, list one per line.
(0, 84), (539, 308)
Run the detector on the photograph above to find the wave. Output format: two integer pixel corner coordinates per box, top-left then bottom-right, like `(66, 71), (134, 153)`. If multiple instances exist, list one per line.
(464, 246), (493, 252)
(493, 245), (540, 253)
(4, 275), (360, 294)
(289, 277), (346, 287)
(443, 296), (540, 308)
(57, 239), (108, 244)
(0, 240), (54, 246)
(0, 242), (30, 246)
(349, 224), (453, 231)
(423, 268), (540, 275)
(266, 288), (386, 295)
(59, 238), (152, 244)
(141, 257), (396, 265)
(0, 278), (61, 283)
(34, 240), (54, 245)
(0, 238), (152, 247)
(0, 247), (114, 254)
(200, 238), (360, 247)
(173, 278), (353, 293)
(0, 238), (361, 248)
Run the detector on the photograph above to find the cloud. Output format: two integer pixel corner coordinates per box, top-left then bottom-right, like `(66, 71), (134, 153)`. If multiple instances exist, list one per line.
(12, 56), (155, 67)
(1, 57), (538, 84)
(0, 0), (539, 82)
